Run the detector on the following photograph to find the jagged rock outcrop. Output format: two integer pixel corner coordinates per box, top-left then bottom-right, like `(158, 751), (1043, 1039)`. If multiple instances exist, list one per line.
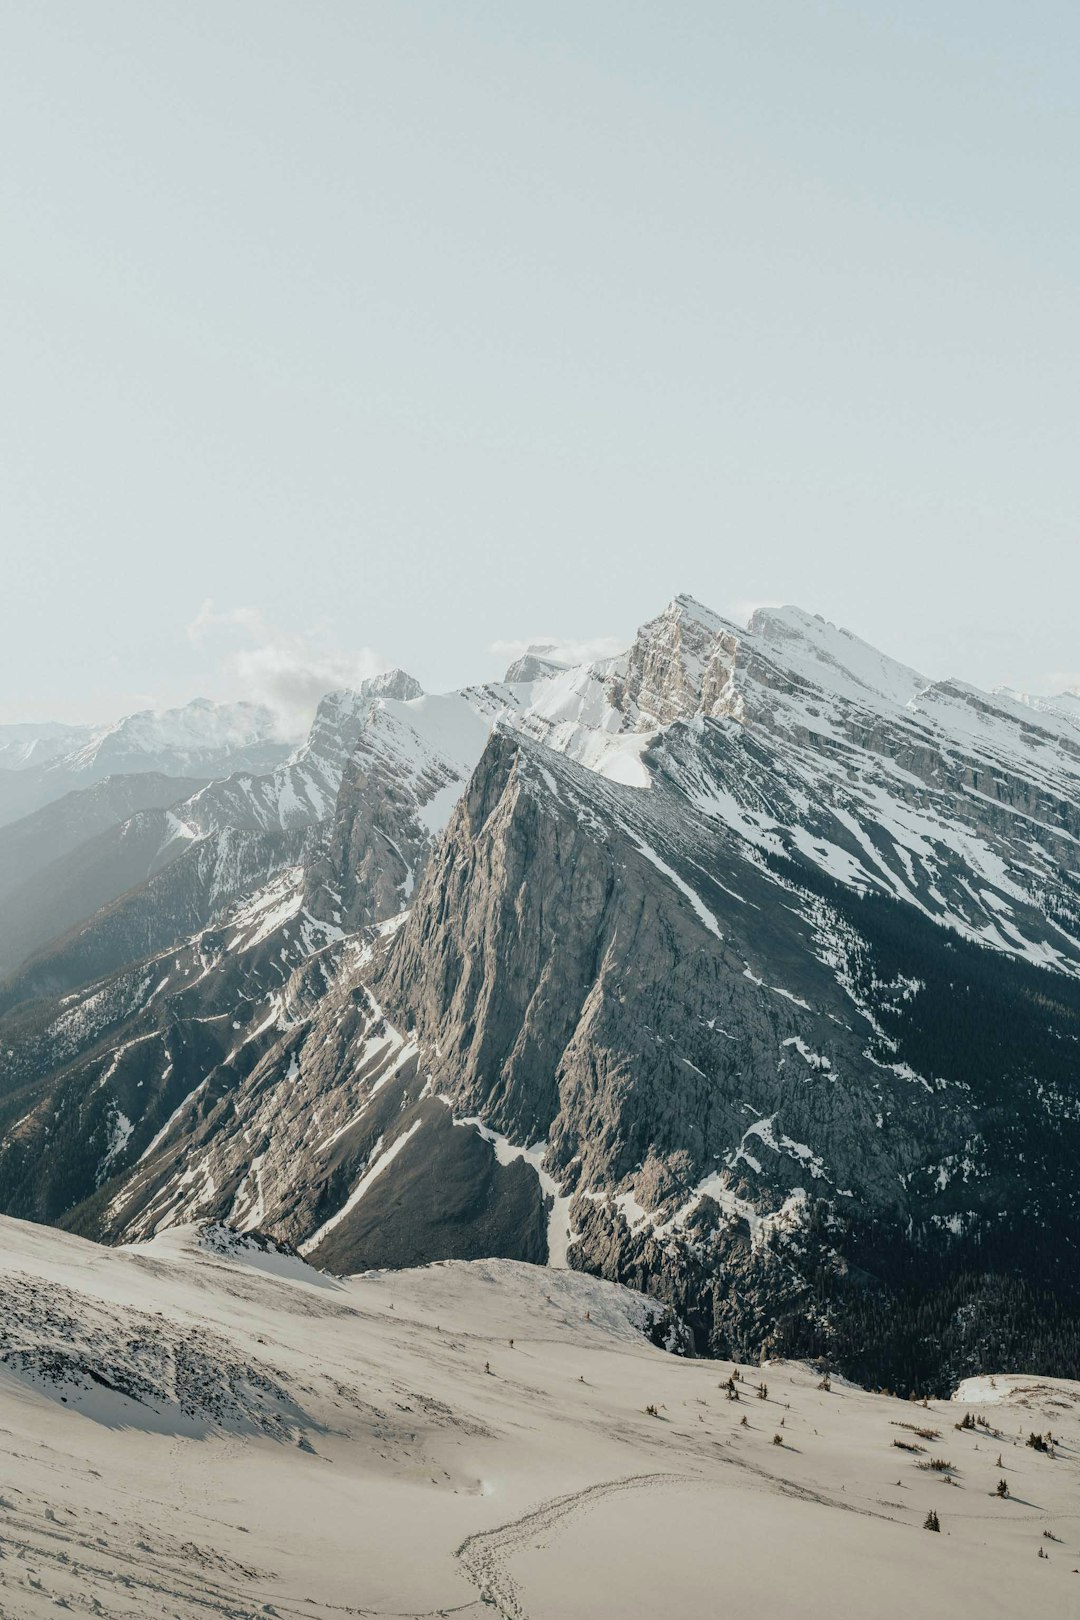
(302, 676), (555, 930)
(606, 594), (742, 727)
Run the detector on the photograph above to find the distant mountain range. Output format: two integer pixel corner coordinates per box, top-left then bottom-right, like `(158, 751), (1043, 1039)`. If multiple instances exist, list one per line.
(0, 697), (291, 828)
(2, 595), (1080, 1393)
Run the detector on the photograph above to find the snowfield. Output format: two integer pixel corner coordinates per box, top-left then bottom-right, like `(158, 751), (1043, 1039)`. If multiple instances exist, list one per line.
(1, 1218), (1078, 1618)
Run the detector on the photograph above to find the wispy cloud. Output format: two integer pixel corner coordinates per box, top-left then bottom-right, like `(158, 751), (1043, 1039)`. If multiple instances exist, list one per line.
(1041, 672), (1080, 696)
(489, 633), (626, 672)
(725, 598), (784, 626)
(188, 601), (387, 734)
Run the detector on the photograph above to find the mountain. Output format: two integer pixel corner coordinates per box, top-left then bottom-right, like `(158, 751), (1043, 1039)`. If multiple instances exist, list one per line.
(1, 1212), (1078, 1619)
(3, 594), (1080, 1394)
(0, 697), (292, 829)
(996, 683), (1080, 729)
(0, 772), (207, 908)
(0, 675), (421, 1001)
(58, 696), (288, 777)
(0, 719), (94, 770)
(0, 791), (210, 985)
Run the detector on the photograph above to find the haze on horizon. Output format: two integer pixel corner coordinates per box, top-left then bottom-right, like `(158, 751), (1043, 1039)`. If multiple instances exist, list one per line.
(2, 1), (1077, 727)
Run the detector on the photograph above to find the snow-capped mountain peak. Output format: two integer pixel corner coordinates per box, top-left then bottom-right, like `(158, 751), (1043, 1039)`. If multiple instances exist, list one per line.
(62, 697), (288, 776)
(361, 668), (425, 703)
(746, 603), (928, 708)
(502, 643), (577, 683)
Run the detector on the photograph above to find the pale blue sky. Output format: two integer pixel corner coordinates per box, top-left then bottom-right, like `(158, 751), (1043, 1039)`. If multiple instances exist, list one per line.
(2, 2), (1077, 724)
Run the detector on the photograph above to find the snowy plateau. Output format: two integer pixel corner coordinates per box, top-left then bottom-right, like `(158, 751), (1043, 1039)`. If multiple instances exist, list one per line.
(2, 593), (1080, 1616)
(3, 1217), (1080, 1619)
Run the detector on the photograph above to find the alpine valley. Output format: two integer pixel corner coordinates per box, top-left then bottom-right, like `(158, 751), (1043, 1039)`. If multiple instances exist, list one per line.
(3, 593), (1080, 1404)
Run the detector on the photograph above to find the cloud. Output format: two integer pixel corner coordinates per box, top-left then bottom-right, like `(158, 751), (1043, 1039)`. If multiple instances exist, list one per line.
(725, 598), (784, 626)
(489, 633), (626, 672)
(1041, 672), (1080, 696)
(188, 600), (388, 735)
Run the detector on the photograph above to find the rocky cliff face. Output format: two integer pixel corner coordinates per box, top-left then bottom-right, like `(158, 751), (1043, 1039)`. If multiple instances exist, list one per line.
(301, 687), (497, 929)
(3, 593), (1080, 1392)
(606, 594), (743, 728)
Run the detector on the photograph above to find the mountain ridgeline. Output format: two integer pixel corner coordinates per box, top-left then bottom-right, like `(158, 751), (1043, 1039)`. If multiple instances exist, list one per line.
(2, 595), (1080, 1394)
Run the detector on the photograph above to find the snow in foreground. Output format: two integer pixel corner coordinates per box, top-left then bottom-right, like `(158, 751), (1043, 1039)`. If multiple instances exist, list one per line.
(1, 1218), (1078, 1619)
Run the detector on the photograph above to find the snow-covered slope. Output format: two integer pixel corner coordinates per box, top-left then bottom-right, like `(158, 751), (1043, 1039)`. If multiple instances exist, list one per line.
(584, 594), (1080, 973)
(996, 684), (1080, 733)
(1, 1214), (1078, 1620)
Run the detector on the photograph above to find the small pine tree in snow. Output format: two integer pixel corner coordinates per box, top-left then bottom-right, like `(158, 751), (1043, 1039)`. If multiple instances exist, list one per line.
(923, 1510), (940, 1532)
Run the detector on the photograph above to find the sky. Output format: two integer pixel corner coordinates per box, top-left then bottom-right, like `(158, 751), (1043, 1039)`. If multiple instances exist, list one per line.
(1, 1), (1078, 727)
